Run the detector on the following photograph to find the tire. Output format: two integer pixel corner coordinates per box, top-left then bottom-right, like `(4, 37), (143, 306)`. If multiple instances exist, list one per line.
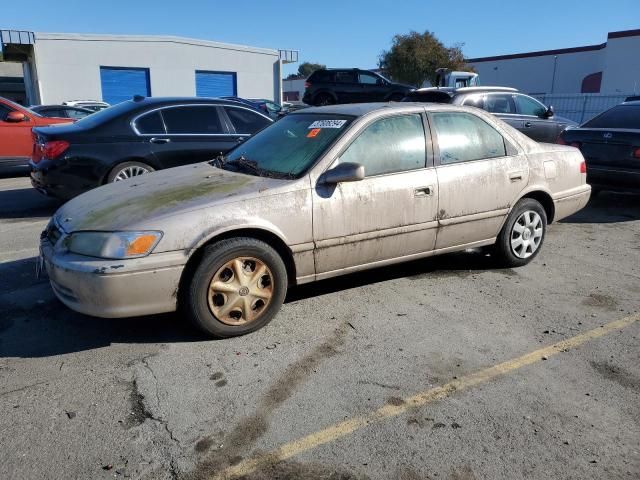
(107, 161), (155, 183)
(184, 237), (288, 338)
(314, 93), (335, 106)
(492, 198), (547, 268)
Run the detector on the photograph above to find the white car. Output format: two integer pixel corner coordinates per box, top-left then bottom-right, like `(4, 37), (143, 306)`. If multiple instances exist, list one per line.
(62, 100), (110, 112)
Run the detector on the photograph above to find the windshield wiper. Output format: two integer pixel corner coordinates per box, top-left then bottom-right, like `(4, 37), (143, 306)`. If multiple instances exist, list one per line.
(225, 156), (294, 180)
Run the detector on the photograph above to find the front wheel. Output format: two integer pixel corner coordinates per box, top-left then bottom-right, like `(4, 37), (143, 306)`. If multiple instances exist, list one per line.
(492, 198), (547, 268)
(185, 238), (288, 338)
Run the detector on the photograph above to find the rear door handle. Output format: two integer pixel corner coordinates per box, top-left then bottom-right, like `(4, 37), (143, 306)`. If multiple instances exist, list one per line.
(509, 171), (524, 181)
(414, 186), (433, 196)
(150, 137), (171, 144)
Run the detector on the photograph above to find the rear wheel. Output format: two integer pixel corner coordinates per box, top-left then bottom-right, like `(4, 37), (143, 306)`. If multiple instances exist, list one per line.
(493, 198), (547, 268)
(314, 93), (335, 106)
(107, 161), (155, 183)
(185, 238), (288, 338)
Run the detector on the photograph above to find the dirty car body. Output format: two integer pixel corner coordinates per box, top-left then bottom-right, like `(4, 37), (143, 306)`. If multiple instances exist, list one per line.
(40, 103), (591, 336)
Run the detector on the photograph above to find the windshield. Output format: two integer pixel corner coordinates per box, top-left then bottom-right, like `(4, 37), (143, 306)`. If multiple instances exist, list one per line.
(222, 113), (355, 178)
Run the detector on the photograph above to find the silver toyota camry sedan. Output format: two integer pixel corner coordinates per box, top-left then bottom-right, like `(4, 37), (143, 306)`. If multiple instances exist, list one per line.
(39, 103), (591, 337)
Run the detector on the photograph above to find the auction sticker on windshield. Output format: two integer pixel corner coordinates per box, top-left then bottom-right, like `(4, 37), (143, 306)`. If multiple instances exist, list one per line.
(308, 120), (347, 129)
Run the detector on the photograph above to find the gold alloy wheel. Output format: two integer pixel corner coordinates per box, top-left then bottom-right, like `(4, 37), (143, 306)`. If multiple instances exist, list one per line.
(207, 257), (274, 326)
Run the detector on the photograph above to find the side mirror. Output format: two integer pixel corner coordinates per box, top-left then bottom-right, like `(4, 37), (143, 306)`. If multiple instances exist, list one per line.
(6, 111), (27, 122)
(544, 105), (555, 118)
(323, 162), (365, 184)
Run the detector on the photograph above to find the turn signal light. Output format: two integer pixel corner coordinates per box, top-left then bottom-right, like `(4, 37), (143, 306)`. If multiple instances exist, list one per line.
(580, 161), (587, 174)
(43, 140), (70, 159)
(125, 234), (158, 256)
(556, 136), (567, 145)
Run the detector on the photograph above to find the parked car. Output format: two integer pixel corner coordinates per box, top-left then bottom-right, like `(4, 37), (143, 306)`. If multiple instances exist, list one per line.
(403, 87), (577, 143)
(31, 105), (94, 120)
(558, 100), (640, 194)
(0, 96), (73, 172)
(63, 100), (110, 112)
(302, 68), (413, 106)
(248, 98), (288, 119)
(30, 97), (273, 199)
(39, 103), (590, 338)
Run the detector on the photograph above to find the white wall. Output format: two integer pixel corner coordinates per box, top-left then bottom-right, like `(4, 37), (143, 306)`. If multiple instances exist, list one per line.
(600, 36), (640, 94)
(33, 33), (280, 104)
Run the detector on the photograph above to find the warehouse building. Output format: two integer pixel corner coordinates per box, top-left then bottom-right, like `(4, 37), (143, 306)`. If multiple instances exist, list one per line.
(0, 29), (296, 106)
(467, 28), (640, 95)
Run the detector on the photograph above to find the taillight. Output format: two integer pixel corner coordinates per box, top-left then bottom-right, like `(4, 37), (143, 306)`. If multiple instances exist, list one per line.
(580, 160), (586, 174)
(570, 141), (582, 149)
(43, 141), (69, 159)
(556, 136), (567, 145)
(304, 81), (311, 88)
(633, 147), (640, 158)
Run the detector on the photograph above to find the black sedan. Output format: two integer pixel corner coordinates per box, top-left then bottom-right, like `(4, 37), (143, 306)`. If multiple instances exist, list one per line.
(30, 105), (94, 120)
(403, 87), (576, 143)
(558, 100), (640, 194)
(30, 97), (273, 199)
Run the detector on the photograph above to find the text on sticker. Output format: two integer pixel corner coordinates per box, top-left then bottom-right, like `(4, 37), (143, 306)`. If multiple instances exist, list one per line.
(308, 120), (347, 129)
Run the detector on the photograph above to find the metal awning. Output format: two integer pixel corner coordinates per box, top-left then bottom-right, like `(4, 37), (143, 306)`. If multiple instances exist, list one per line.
(0, 30), (35, 62)
(279, 49), (299, 64)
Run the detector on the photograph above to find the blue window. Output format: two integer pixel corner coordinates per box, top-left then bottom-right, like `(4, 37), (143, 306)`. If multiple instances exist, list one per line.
(100, 67), (151, 105)
(195, 71), (237, 97)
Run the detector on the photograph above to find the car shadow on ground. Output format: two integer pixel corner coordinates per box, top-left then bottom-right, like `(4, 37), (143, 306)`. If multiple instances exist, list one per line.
(0, 250), (498, 358)
(0, 186), (61, 220)
(561, 191), (639, 224)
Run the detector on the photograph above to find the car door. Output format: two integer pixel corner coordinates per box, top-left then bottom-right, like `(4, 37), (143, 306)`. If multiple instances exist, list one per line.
(429, 110), (529, 249)
(312, 112), (439, 275)
(334, 71), (360, 104)
(357, 71), (386, 102)
(221, 106), (272, 141)
(479, 93), (524, 131)
(514, 94), (556, 142)
(144, 105), (239, 168)
(0, 103), (35, 162)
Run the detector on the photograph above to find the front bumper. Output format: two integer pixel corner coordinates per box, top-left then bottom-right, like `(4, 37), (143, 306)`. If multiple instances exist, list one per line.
(41, 239), (188, 318)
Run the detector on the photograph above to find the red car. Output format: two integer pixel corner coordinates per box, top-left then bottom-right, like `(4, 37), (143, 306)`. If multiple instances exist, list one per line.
(0, 97), (72, 172)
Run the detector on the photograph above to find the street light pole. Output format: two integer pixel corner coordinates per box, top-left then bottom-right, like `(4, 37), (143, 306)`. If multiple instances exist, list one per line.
(550, 55), (558, 94)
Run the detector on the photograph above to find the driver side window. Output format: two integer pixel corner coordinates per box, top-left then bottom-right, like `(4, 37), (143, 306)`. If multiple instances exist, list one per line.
(359, 73), (380, 85)
(515, 95), (546, 117)
(0, 105), (12, 122)
(338, 114), (427, 177)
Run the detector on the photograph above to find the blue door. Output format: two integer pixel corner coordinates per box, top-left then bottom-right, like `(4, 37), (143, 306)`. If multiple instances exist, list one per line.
(195, 71), (237, 97)
(100, 67), (151, 105)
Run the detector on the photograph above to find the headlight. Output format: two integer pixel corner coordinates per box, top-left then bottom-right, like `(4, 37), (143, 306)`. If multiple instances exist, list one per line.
(66, 231), (162, 259)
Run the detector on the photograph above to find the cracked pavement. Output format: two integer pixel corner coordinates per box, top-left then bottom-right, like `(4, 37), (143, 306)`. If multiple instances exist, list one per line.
(1, 176), (639, 479)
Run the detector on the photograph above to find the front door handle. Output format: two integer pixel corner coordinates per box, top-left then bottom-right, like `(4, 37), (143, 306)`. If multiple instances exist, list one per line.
(414, 186), (433, 197)
(524, 122), (532, 128)
(150, 137), (171, 144)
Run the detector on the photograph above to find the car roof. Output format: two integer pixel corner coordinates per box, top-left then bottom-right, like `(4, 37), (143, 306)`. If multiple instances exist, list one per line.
(410, 86), (519, 95)
(622, 100), (640, 105)
(294, 102), (462, 117)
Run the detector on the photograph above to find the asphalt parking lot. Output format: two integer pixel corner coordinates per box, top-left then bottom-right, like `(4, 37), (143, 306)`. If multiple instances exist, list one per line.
(1, 174), (639, 480)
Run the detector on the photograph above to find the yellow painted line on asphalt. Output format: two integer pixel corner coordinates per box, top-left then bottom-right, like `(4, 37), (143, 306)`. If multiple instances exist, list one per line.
(214, 313), (640, 479)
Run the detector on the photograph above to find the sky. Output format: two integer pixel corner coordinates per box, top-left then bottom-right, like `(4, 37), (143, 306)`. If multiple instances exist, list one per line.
(3, 0), (639, 77)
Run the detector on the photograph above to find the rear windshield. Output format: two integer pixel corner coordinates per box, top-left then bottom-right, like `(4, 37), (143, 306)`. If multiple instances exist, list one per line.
(72, 100), (138, 128)
(583, 104), (640, 129)
(309, 70), (334, 82)
(223, 113), (354, 178)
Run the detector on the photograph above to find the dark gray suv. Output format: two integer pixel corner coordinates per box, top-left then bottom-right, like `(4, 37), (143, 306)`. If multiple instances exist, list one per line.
(403, 87), (576, 143)
(303, 68), (413, 106)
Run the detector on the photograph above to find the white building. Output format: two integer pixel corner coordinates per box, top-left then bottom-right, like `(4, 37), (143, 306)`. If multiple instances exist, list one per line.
(0, 30), (296, 105)
(468, 29), (640, 95)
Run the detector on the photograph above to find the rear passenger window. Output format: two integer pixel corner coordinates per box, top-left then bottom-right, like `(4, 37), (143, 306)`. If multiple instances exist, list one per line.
(224, 107), (271, 134)
(135, 111), (165, 134)
(161, 106), (223, 134)
(310, 70), (334, 82)
(484, 94), (516, 114)
(335, 71), (357, 83)
(432, 112), (506, 164)
(339, 114), (426, 176)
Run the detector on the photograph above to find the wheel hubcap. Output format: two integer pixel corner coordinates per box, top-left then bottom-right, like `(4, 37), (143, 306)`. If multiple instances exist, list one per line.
(113, 165), (151, 182)
(207, 257), (274, 326)
(510, 210), (543, 259)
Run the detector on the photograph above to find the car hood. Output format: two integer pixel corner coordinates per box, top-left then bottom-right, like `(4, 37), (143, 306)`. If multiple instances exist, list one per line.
(55, 163), (287, 232)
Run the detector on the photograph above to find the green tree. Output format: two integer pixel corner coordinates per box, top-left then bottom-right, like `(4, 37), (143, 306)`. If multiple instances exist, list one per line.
(288, 62), (326, 79)
(378, 31), (471, 87)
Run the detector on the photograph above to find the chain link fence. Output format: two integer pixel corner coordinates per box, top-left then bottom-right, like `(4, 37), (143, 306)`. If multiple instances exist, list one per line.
(529, 93), (633, 124)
